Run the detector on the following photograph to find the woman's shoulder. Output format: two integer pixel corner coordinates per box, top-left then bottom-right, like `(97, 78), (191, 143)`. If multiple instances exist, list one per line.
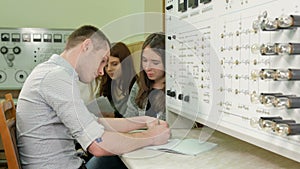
(131, 81), (139, 91)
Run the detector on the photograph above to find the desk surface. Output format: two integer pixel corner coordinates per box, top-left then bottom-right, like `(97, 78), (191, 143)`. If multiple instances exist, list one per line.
(121, 128), (300, 169)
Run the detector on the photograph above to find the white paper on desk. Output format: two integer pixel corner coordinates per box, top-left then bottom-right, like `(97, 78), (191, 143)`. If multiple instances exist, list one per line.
(144, 139), (217, 156)
(86, 96), (115, 116)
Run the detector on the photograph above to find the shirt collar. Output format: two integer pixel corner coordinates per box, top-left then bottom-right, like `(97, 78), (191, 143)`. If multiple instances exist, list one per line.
(49, 54), (79, 81)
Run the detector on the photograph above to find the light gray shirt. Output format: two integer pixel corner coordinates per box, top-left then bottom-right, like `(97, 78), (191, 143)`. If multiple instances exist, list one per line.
(16, 54), (104, 169)
(123, 82), (147, 118)
(111, 83), (130, 116)
(124, 82), (166, 120)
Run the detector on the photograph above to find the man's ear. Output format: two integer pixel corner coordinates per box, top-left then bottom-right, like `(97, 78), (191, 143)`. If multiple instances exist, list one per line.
(82, 39), (92, 52)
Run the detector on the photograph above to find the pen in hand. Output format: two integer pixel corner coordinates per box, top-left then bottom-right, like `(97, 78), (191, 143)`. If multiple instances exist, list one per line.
(156, 112), (162, 125)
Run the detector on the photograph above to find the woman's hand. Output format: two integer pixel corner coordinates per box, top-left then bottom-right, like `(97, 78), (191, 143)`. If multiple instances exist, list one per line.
(145, 116), (168, 129)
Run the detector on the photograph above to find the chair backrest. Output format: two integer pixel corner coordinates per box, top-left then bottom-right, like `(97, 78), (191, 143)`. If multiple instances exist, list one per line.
(0, 93), (21, 169)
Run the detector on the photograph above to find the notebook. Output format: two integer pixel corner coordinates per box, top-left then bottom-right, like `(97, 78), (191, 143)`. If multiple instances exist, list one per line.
(144, 138), (217, 156)
(86, 96), (115, 116)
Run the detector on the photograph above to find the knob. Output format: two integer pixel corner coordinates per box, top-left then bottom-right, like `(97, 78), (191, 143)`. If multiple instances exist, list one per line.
(7, 53), (15, 61)
(13, 46), (21, 54)
(0, 46), (8, 54)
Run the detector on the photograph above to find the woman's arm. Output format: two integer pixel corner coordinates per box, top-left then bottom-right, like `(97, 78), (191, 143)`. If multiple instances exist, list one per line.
(123, 82), (141, 117)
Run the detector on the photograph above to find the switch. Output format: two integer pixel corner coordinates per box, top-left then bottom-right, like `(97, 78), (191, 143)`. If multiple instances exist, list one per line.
(167, 90), (176, 98)
(178, 94), (183, 100)
(170, 91), (176, 98)
(166, 5), (173, 10)
(184, 95), (190, 102)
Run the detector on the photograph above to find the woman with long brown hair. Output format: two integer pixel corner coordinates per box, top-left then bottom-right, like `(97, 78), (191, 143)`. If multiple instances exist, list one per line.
(98, 42), (137, 117)
(124, 32), (166, 120)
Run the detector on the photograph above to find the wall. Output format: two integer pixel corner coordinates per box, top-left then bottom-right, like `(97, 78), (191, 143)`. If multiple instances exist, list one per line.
(0, 0), (164, 96)
(0, 0), (163, 43)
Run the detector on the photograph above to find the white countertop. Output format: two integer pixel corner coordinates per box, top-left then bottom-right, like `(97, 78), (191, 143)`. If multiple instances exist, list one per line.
(121, 128), (300, 169)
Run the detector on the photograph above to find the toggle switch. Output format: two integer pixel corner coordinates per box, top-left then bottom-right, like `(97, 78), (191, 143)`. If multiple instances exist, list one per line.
(184, 95), (190, 102)
(167, 90), (176, 98)
(178, 94), (183, 100)
(166, 5), (173, 10)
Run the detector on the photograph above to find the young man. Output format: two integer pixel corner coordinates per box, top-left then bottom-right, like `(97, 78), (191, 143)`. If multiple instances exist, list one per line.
(16, 25), (170, 169)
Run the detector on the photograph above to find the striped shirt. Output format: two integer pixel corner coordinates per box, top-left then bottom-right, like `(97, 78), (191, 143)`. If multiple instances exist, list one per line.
(17, 54), (104, 169)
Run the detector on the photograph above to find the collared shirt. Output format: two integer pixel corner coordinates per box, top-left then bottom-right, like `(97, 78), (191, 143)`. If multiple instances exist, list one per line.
(17, 54), (104, 169)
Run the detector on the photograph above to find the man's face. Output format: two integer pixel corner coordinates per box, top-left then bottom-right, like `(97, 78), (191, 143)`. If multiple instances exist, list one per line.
(76, 40), (109, 83)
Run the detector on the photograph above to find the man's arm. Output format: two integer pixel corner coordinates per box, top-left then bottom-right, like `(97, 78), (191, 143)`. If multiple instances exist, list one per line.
(88, 122), (170, 156)
(98, 116), (167, 132)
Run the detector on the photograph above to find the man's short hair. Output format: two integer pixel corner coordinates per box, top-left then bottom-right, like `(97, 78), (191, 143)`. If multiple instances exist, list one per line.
(65, 25), (110, 50)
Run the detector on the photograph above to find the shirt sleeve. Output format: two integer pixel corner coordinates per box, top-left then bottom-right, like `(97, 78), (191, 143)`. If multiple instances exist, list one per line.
(124, 82), (145, 117)
(40, 69), (104, 150)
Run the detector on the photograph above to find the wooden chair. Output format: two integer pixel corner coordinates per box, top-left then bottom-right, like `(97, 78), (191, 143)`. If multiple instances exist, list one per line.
(0, 93), (21, 169)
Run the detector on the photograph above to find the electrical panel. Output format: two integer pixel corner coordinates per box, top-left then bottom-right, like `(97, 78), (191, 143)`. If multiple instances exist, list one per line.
(165, 0), (300, 162)
(0, 28), (73, 89)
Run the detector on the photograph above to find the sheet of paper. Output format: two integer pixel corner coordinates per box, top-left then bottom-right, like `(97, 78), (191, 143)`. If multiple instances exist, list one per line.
(86, 96), (115, 116)
(144, 138), (217, 156)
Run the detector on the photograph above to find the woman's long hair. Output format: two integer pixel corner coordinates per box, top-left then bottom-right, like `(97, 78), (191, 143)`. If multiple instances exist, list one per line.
(99, 42), (137, 101)
(135, 32), (166, 109)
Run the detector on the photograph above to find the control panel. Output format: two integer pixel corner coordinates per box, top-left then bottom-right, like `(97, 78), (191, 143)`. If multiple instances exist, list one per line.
(165, 0), (300, 162)
(0, 28), (73, 89)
